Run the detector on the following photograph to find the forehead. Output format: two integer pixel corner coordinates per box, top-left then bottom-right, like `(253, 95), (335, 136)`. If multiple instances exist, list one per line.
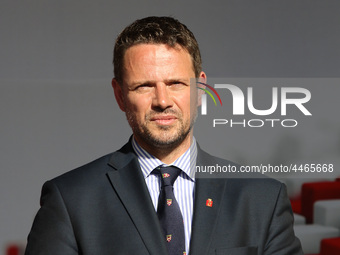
(122, 43), (194, 82)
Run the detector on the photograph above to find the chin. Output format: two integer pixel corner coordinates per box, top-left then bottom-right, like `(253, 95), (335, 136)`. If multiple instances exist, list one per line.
(147, 129), (191, 148)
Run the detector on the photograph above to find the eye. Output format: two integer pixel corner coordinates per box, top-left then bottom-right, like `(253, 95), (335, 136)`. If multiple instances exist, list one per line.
(168, 81), (187, 90)
(134, 83), (153, 93)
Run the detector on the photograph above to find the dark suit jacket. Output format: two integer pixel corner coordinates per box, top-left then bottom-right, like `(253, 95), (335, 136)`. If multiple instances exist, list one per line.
(25, 141), (303, 255)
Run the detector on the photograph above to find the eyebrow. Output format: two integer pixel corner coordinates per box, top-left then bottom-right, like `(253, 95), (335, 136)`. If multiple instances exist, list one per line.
(131, 78), (190, 86)
(164, 78), (190, 84)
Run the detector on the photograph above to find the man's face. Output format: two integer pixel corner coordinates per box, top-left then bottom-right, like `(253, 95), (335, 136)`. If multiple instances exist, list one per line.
(113, 43), (205, 150)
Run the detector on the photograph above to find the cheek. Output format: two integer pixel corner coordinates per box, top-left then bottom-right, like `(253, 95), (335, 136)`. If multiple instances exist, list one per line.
(126, 95), (150, 115)
(174, 97), (192, 116)
(180, 90), (195, 108)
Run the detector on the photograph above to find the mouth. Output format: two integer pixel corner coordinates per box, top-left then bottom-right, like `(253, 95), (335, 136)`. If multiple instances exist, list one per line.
(150, 115), (177, 125)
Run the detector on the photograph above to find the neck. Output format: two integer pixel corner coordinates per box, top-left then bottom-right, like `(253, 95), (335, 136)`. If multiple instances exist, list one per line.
(134, 133), (193, 165)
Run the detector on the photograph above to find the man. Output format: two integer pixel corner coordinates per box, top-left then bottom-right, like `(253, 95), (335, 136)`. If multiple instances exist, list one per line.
(25, 16), (303, 255)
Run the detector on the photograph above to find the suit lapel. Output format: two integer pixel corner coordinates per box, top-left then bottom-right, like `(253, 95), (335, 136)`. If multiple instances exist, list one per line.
(189, 148), (228, 255)
(189, 178), (226, 255)
(106, 142), (168, 255)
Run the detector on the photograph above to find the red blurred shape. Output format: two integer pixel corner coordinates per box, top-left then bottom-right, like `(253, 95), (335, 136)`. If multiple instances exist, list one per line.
(320, 237), (340, 255)
(301, 181), (340, 223)
(6, 245), (19, 255)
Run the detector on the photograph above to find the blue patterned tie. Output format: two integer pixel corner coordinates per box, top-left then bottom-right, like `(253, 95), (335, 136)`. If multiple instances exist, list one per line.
(154, 166), (185, 255)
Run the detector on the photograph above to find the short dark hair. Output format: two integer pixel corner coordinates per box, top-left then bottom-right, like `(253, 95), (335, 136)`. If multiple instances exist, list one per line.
(113, 16), (202, 84)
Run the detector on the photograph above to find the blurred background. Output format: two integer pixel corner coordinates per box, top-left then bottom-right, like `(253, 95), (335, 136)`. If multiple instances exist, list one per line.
(1, 0), (340, 254)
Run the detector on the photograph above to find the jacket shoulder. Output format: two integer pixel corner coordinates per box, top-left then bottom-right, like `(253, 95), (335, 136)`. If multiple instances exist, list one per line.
(51, 153), (114, 185)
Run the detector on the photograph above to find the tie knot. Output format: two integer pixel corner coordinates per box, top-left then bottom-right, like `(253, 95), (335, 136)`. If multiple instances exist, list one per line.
(154, 166), (181, 187)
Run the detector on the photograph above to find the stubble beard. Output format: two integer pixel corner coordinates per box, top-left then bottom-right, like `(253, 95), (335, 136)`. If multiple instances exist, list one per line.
(125, 108), (197, 150)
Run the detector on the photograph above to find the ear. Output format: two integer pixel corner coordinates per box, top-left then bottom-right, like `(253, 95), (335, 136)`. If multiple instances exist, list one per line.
(196, 71), (207, 107)
(111, 78), (126, 112)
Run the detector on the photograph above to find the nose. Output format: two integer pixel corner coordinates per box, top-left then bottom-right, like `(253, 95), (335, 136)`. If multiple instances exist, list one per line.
(152, 83), (173, 110)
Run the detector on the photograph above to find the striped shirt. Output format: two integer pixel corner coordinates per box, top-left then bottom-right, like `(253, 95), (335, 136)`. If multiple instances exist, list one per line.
(132, 137), (197, 255)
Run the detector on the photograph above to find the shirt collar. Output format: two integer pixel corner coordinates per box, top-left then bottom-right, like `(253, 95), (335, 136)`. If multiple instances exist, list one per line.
(132, 136), (197, 181)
